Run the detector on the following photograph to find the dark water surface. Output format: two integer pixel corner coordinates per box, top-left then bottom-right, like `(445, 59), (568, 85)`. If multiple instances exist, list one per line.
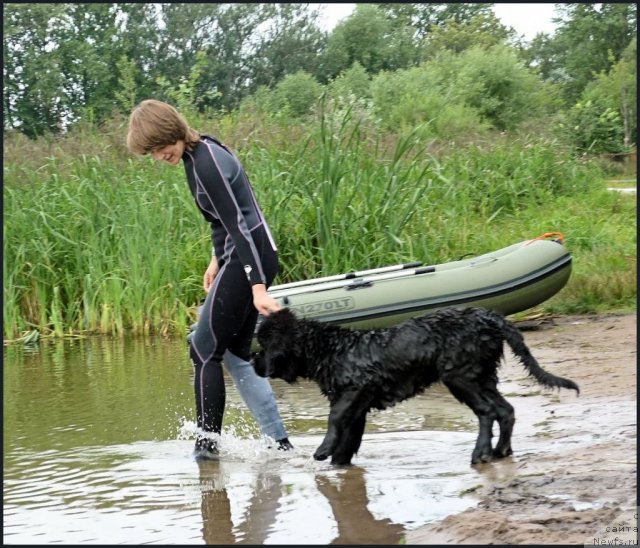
(4, 336), (481, 544)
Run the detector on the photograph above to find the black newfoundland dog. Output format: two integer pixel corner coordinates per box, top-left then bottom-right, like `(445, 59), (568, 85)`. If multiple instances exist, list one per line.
(252, 306), (579, 466)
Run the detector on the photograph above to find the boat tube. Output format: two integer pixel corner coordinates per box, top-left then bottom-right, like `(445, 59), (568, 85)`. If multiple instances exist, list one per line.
(265, 233), (571, 330)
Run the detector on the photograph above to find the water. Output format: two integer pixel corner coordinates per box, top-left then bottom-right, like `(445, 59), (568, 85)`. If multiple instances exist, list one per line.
(4, 336), (482, 544)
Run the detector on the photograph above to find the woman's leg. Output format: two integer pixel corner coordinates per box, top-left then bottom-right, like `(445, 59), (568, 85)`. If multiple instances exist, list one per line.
(223, 350), (288, 442)
(190, 344), (225, 434)
(224, 238), (292, 448)
(189, 263), (236, 458)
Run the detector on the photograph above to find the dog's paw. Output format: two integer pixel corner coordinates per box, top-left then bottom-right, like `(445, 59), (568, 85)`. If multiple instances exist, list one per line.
(492, 445), (513, 459)
(314, 436), (337, 461)
(471, 447), (494, 465)
(330, 456), (353, 466)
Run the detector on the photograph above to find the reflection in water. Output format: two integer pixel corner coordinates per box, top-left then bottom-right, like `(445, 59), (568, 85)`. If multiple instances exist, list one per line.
(198, 460), (236, 545)
(196, 458), (406, 545)
(198, 459), (283, 545)
(316, 467), (405, 545)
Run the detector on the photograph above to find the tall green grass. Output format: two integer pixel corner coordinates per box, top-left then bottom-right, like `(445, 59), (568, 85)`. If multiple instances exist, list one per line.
(3, 108), (636, 340)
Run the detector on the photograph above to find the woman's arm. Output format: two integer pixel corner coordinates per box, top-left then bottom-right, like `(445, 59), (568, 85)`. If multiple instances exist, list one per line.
(203, 255), (219, 293)
(252, 284), (281, 316)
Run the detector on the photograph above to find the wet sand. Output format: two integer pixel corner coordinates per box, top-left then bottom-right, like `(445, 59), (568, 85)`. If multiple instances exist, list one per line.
(406, 312), (637, 545)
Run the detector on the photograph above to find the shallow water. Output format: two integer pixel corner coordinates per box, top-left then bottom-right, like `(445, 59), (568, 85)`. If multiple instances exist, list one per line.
(4, 337), (482, 544)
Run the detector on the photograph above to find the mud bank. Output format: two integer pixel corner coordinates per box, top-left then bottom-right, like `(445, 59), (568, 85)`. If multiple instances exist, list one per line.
(406, 313), (637, 545)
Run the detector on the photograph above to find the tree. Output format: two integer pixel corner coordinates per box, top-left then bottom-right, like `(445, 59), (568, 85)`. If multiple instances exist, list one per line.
(57, 4), (121, 123)
(3, 3), (156, 135)
(323, 4), (418, 79)
(249, 4), (327, 90)
(3, 4), (69, 135)
(525, 3), (637, 104)
(369, 60), (488, 137)
(377, 3), (494, 39)
(112, 3), (168, 104)
(567, 37), (636, 152)
(423, 12), (514, 56)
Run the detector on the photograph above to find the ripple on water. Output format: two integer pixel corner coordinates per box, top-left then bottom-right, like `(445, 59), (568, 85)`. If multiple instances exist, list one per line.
(4, 431), (481, 544)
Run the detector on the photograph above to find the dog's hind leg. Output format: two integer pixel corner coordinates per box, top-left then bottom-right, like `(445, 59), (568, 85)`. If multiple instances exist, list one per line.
(443, 377), (496, 464)
(488, 388), (515, 458)
(330, 412), (367, 466)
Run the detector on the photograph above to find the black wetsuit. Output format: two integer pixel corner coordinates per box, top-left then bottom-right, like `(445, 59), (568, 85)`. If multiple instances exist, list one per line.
(183, 135), (279, 434)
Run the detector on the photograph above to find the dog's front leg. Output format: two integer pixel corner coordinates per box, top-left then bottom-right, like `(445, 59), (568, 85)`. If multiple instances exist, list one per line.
(314, 388), (370, 462)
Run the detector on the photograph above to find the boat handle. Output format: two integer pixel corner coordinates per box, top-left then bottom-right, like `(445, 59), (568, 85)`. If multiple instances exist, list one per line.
(346, 279), (373, 290)
(470, 256), (498, 267)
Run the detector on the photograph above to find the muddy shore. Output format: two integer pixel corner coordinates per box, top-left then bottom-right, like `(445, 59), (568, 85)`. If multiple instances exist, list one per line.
(406, 312), (637, 545)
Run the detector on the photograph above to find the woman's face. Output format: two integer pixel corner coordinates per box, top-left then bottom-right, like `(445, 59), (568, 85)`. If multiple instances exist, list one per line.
(151, 140), (185, 165)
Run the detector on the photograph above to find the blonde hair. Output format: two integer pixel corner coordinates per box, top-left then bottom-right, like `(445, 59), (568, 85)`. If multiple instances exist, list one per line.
(126, 99), (201, 155)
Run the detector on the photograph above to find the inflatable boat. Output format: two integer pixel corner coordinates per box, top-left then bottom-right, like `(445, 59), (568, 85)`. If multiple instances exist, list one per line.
(188, 233), (572, 345)
(264, 233), (571, 330)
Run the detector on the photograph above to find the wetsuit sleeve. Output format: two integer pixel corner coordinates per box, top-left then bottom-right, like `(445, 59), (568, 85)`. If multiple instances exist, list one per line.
(191, 150), (267, 286)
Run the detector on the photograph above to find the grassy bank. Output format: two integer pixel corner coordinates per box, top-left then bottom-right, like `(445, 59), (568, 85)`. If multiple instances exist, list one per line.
(3, 111), (636, 341)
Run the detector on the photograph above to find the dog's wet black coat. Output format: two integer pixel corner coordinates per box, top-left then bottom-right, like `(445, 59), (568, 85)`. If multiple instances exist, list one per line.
(252, 307), (579, 466)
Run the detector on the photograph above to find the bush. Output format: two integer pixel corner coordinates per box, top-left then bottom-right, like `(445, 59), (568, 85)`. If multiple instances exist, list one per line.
(271, 71), (324, 118)
(565, 99), (625, 153)
(369, 62), (488, 139)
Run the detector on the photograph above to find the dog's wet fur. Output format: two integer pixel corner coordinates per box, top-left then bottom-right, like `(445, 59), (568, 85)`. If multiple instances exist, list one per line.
(252, 306), (579, 466)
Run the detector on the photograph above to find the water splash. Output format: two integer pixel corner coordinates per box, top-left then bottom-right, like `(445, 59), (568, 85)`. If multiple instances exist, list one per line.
(175, 416), (293, 462)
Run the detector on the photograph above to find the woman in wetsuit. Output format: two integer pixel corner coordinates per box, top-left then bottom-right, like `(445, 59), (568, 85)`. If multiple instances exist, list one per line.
(127, 99), (292, 459)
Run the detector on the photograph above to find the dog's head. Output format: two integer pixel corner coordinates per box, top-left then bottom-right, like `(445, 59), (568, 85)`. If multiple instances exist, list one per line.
(252, 308), (306, 384)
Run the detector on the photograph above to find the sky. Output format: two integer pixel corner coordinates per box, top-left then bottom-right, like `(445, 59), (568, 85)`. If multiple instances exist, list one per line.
(315, 3), (559, 40)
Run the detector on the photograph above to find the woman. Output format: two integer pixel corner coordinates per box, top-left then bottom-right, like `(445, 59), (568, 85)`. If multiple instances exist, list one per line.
(127, 99), (292, 459)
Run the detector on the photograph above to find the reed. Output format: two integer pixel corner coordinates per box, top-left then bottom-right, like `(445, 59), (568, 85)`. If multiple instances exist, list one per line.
(3, 110), (636, 340)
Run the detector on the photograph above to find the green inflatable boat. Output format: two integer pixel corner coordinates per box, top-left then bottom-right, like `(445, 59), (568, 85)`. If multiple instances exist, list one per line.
(265, 233), (571, 330)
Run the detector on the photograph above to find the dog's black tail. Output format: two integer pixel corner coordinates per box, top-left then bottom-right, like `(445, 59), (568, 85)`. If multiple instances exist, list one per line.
(497, 314), (580, 395)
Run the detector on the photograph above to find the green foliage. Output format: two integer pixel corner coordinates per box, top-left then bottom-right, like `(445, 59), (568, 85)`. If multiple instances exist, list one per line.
(423, 12), (513, 56)
(578, 38), (637, 150)
(3, 145), (205, 339)
(114, 55), (139, 113)
(525, 3), (637, 104)
(553, 37), (636, 154)
(3, 4), (71, 135)
(453, 46), (545, 130)
(368, 45), (541, 134)
(322, 4), (417, 79)
(249, 4), (327, 88)
(3, 1), (638, 148)
(270, 71), (323, 118)
(156, 50), (219, 123)
(377, 3), (494, 39)
(369, 63), (487, 137)
(327, 62), (372, 101)
(566, 100), (625, 154)
(2, 3), (326, 134)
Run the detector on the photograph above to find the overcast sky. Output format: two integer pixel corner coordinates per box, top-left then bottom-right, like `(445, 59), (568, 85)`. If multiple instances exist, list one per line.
(315, 3), (559, 40)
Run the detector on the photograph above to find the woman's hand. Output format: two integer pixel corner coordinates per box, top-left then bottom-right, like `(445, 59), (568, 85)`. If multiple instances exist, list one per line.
(252, 284), (281, 316)
(203, 256), (219, 293)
